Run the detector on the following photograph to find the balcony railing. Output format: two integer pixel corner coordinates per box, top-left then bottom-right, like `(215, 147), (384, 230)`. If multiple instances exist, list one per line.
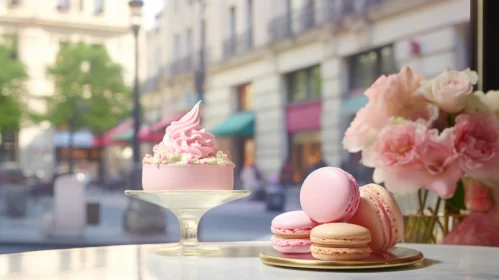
(169, 49), (206, 77)
(222, 29), (254, 60)
(268, 0), (386, 43)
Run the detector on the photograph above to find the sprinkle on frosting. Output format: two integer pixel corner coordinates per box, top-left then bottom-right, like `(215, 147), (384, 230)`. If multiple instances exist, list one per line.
(143, 101), (235, 167)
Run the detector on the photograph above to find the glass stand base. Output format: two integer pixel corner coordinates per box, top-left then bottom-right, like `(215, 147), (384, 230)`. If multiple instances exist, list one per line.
(156, 244), (223, 257)
(125, 190), (251, 257)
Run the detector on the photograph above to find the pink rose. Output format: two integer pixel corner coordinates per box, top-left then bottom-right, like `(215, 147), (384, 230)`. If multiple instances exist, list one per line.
(416, 129), (462, 198)
(365, 120), (461, 198)
(421, 69), (478, 113)
(363, 120), (428, 195)
(451, 113), (499, 187)
(442, 211), (499, 246)
(465, 183), (493, 212)
(399, 98), (440, 128)
(343, 67), (428, 152)
(365, 66), (424, 114)
(343, 104), (391, 152)
(483, 90), (499, 118)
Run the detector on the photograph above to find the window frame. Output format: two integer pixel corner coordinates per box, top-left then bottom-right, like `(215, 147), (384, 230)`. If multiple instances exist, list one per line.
(94, 0), (104, 14)
(348, 44), (396, 93)
(57, 0), (70, 10)
(286, 65), (322, 103)
(237, 83), (253, 112)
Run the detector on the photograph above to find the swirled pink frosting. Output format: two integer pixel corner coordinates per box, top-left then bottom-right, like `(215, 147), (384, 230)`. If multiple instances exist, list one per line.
(162, 101), (218, 158)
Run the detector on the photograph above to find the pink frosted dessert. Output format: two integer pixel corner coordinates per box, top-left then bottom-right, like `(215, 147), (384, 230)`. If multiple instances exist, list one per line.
(142, 101), (235, 190)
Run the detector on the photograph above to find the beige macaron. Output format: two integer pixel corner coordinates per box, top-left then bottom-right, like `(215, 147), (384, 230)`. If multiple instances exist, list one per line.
(310, 223), (371, 261)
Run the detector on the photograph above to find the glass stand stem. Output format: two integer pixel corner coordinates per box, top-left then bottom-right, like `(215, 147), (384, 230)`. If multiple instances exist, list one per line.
(175, 210), (205, 248)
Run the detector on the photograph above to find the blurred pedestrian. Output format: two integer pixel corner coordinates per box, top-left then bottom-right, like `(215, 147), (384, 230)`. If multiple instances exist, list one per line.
(240, 162), (266, 201)
(278, 157), (294, 188)
(240, 163), (258, 191)
(302, 157), (328, 184)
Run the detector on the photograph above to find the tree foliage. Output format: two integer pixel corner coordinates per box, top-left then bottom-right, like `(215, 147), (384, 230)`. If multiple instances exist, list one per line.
(0, 38), (27, 133)
(41, 42), (131, 135)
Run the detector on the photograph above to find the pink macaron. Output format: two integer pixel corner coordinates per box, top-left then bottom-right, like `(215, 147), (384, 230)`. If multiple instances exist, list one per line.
(300, 167), (360, 223)
(271, 211), (319, 253)
(348, 184), (404, 253)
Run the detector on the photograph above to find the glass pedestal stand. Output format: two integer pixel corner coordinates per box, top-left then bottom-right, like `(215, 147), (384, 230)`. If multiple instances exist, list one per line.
(125, 190), (250, 257)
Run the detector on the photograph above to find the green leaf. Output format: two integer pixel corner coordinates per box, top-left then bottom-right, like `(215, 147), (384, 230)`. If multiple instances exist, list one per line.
(445, 180), (466, 213)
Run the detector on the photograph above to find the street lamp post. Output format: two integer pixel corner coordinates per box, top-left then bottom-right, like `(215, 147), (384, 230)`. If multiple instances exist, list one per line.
(129, 0), (143, 190)
(124, 0), (166, 234)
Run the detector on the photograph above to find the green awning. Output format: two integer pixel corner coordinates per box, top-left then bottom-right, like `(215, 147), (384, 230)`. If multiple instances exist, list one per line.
(341, 95), (368, 115)
(210, 111), (255, 137)
(112, 129), (133, 141)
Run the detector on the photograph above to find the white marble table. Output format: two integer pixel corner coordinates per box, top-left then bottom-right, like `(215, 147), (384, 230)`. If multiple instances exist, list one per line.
(0, 242), (497, 280)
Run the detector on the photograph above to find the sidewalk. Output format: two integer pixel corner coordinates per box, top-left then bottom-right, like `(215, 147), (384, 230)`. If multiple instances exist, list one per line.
(0, 191), (169, 247)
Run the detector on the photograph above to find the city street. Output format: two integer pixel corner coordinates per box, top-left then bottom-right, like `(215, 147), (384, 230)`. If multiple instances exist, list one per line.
(0, 187), (299, 254)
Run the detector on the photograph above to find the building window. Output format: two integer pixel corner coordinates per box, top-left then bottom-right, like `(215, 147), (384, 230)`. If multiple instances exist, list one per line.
(94, 0), (104, 14)
(238, 83), (253, 112)
(348, 45), (396, 93)
(57, 0), (70, 11)
(290, 131), (322, 183)
(200, 19), (206, 49)
(286, 65), (322, 103)
(247, 0), (253, 46)
(9, 0), (21, 7)
(173, 34), (180, 59)
(4, 34), (18, 59)
(229, 6), (236, 40)
(186, 28), (192, 55)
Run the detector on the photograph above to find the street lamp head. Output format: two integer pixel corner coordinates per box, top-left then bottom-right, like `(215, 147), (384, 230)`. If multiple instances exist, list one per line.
(129, 0), (144, 28)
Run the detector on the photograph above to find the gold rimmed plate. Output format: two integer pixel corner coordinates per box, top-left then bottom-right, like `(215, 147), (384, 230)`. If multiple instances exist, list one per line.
(260, 247), (424, 270)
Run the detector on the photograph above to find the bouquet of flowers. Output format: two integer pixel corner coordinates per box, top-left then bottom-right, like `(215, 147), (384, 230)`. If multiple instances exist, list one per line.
(342, 66), (499, 245)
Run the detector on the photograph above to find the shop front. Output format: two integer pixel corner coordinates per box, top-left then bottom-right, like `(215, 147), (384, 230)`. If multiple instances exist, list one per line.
(53, 130), (99, 178)
(285, 100), (322, 184)
(210, 83), (255, 189)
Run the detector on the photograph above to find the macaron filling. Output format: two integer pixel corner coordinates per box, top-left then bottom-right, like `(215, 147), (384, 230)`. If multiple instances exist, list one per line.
(311, 245), (371, 260)
(271, 227), (314, 235)
(310, 236), (371, 246)
(271, 236), (313, 247)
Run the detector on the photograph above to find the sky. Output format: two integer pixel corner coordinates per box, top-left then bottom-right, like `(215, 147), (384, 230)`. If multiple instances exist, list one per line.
(143, 0), (166, 30)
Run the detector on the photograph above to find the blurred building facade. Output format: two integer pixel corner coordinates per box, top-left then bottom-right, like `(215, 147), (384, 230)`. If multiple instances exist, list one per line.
(150, 0), (470, 186)
(0, 0), (143, 180)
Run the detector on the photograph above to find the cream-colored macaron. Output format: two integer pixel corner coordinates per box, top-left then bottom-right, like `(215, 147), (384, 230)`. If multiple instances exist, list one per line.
(310, 223), (371, 261)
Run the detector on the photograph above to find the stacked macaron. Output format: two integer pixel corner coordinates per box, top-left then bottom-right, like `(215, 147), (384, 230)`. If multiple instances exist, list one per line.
(300, 167), (360, 223)
(310, 223), (371, 261)
(269, 167), (404, 261)
(271, 211), (318, 253)
(348, 184), (405, 253)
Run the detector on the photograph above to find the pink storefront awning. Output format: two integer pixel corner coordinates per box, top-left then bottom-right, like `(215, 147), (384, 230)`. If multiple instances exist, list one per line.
(285, 100), (322, 133)
(93, 118), (133, 147)
(138, 126), (163, 143)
